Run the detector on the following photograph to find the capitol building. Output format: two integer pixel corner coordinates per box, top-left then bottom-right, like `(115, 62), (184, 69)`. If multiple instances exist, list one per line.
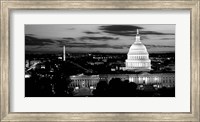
(125, 29), (151, 72)
(68, 29), (175, 92)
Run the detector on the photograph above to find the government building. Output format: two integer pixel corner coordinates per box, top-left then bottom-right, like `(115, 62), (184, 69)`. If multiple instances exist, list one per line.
(69, 73), (175, 89)
(125, 30), (151, 72)
(68, 30), (175, 91)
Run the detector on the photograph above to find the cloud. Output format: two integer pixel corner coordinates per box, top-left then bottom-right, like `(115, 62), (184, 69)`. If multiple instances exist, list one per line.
(140, 36), (149, 40)
(145, 44), (175, 49)
(160, 37), (175, 40)
(84, 31), (101, 34)
(62, 37), (76, 41)
(99, 25), (143, 36)
(59, 42), (124, 49)
(100, 25), (143, 32)
(56, 37), (77, 46)
(80, 36), (119, 41)
(141, 31), (175, 35)
(57, 40), (70, 46)
(25, 36), (54, 46)
(99, 25), (174, 36)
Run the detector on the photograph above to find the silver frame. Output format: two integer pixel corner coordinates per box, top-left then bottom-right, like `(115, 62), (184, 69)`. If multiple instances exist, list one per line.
(1, 1), (199, 121)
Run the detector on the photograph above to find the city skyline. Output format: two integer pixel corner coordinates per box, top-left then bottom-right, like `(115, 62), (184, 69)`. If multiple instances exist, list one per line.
(25, 24), (175, 54)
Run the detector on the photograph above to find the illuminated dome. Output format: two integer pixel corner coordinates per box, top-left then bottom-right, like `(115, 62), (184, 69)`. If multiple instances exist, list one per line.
(125, 29), (151, 71)
(128, 43), (148, 55)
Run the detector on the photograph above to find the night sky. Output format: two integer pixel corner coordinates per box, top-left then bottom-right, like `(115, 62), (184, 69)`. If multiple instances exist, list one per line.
(25, 24), (175, 54)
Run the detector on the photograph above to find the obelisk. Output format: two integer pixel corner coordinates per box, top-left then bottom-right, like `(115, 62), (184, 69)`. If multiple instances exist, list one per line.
(63, 45), (66, 61)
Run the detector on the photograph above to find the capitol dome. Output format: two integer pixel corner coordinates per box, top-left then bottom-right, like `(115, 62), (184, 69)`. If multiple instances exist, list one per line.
(128, 43), (148, 55)
(125, 29), (151, 72)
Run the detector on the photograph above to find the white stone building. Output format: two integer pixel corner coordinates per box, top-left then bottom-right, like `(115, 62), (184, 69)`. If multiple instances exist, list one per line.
(125, 29), (151, 71)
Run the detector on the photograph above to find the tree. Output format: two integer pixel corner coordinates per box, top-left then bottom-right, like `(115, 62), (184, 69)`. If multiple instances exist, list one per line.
(108, 78), (138, 97)
(93, 81), (109, 97)
(108, 78), (123, 96)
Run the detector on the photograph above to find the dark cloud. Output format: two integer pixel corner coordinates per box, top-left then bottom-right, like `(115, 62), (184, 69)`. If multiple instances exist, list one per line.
(57, 38), (77, 46)
(145, 44), (175, 49)
(160, 37), (175, 40)
(62, 37), (76, 41)
(99, 25), (143, 36)
(84, 31), (101, 34)
(80, 36), (119, 41)
(141, 31), (175, 35)
(100, 25), (143, 32)
(111, 45), (124, 49)
(57, 40), (70, 46)
(59, 42), (124, 49)
(99, 25), (174, 36)
(25, 36), (54, 46)
(140, 36), (149, 40)
(125, 44), (174, 50)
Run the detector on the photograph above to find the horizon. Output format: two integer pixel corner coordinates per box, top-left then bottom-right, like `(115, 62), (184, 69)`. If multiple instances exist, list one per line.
(25, 51), (175, 55)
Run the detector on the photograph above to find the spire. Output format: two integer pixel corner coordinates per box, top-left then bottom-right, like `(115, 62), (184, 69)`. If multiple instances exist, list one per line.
(137, 29), (139, 35)
(135, 29), (141, 42)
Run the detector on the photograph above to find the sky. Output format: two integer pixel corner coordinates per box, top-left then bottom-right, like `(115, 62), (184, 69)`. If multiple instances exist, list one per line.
(25, 24), (175, 54)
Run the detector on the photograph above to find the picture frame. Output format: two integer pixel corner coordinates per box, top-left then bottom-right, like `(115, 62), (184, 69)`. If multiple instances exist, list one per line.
(0, 0), (199, 121)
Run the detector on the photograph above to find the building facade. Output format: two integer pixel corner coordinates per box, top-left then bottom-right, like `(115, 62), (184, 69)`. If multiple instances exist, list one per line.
(69, 73), (175, 89)
(69, 74), (99, 89)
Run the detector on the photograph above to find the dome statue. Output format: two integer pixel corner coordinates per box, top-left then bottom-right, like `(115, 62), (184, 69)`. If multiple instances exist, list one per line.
(125, 29), (151, 72)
